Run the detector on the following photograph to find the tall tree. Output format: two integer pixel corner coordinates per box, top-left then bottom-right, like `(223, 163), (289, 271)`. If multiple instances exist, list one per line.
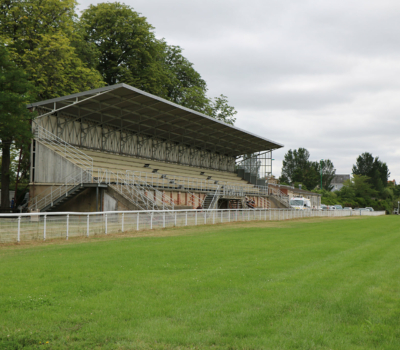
(79, 2), (168, 95)
(316, 159), (336, 191)
(78, 2), (237, 124)
(352, 152), (390, 192)
(280, 148), (317, 188)
(0, 44), (33, 209)
(0, 0), (104, 100)
(280, 148), (335, 190)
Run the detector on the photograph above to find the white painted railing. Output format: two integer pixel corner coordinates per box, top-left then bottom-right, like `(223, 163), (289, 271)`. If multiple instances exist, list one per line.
(0, 209), (386, 243)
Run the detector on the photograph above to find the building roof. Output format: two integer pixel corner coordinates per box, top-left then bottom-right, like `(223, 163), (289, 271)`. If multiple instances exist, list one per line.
(332, 174), (350, 184)
(28, 84), (283, 157)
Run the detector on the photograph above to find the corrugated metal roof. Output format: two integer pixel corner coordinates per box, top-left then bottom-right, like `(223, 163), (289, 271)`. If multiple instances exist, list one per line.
(29, 83), (283, 157)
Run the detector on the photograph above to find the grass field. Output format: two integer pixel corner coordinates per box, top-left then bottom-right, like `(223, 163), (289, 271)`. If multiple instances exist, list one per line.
(1, 216), (399, 349)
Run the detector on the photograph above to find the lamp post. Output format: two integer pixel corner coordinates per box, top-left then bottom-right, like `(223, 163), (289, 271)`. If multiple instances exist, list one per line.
(320, 159), (324, 190)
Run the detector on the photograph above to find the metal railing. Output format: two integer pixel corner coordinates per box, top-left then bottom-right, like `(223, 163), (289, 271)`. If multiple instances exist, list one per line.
(93, 169), (174, 210)
(123, 170), (269, 196)
(0, 208), (386, 243)
(268, 186), (290, 207)
(34, 124), (93, 171)
(29, 126), (271, 212)
(29, 168), (92, 211)
(208, 186), (221, 210)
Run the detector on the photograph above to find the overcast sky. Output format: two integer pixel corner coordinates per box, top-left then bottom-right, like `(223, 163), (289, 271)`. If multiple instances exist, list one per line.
(78, 0), (400, 180)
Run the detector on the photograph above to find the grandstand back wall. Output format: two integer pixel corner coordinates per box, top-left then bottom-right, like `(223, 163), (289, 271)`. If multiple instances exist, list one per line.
(35, 110), (236, 172)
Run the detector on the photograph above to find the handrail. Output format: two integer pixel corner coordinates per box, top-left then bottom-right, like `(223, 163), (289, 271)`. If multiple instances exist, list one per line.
(34, 124), (93, 172)
(125, 170), (269, 196)
(29, 168), (92, 211)
(91, 168), (174, 211)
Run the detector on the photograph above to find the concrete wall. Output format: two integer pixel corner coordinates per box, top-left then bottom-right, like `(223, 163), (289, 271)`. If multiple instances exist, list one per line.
(33, 141), (81, 183)
(56, 188), (98, 212)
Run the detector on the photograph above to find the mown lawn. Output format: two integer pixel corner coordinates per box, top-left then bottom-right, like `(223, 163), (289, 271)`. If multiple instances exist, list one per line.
(1, 216), (400, 349)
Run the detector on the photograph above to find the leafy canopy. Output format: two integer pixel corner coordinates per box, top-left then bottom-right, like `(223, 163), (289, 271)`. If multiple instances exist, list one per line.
(279, 148), (335, 190)
(77, 2), (236, 124)
(0, 0), (105, 100)
(352, 152), (390, 193)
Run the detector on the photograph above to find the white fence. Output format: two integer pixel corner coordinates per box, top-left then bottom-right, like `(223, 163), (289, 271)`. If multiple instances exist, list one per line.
(0, 209), (385, 244)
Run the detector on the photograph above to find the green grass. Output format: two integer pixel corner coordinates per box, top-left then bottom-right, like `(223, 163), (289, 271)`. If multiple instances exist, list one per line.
(1, 216), (400, 349)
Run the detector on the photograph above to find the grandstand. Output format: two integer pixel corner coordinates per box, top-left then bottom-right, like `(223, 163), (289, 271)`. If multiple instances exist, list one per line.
(27, 84), (284, 212)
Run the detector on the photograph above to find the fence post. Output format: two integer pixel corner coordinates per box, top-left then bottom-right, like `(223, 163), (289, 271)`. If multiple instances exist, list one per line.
(213, 211), (215, 224)
(150, 212), (153, 229)
(270, 209), (271, 221)
(174, 211), (177, 226)
(221, 210), (223, 223)
(66, 214), (69, 240)
(204, 211), (206, 224)
(195, 210), (197, 225)
(87, 214), (90, 237)
(122, 213), (124, 232)
(43, 215), (47, 241)
(105, 213), (108, 234)
(163, 211), (165, 228)
(137, 212), (139, 230)
(185, 211), (188, 226)
(17, 216), (21, 243)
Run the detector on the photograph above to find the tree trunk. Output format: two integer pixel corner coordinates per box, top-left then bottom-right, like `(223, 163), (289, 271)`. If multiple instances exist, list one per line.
(1, 139), (11, 210)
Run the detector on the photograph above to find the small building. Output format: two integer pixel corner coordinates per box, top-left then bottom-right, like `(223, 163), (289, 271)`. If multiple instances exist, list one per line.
(331, 174), (350, 191)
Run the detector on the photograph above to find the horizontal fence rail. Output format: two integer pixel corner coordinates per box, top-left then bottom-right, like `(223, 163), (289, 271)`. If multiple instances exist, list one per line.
(0, 209), (385, 244)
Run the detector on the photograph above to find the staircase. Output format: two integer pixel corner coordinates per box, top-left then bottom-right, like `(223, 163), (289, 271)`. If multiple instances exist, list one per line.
(29, 168), (93, 212)
(42, 184), (84, 212)
(203, 186), (221, 210)
(29, 126), (175, 212)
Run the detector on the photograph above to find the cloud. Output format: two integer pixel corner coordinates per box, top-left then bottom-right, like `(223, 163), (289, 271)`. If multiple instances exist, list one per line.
(77, 0), (400, 180)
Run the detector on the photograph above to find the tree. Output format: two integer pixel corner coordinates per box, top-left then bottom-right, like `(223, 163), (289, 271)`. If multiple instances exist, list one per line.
(280, 148), (310, 184)
(317, 159), (336, 191)
(340, 175), (378, 202)
(1, 0), (104, 100)
(78, 2), (237, 124)
(20, 33), (105, 100)
(79, 2), (168, 95)
(159, 44), (207, 106)
(280, 148), (319, 190)
(280, 148), (336, 191)
(352, 152), (390, 192)
(0, 44), (33, 209)
(204, 95), (237, 125)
